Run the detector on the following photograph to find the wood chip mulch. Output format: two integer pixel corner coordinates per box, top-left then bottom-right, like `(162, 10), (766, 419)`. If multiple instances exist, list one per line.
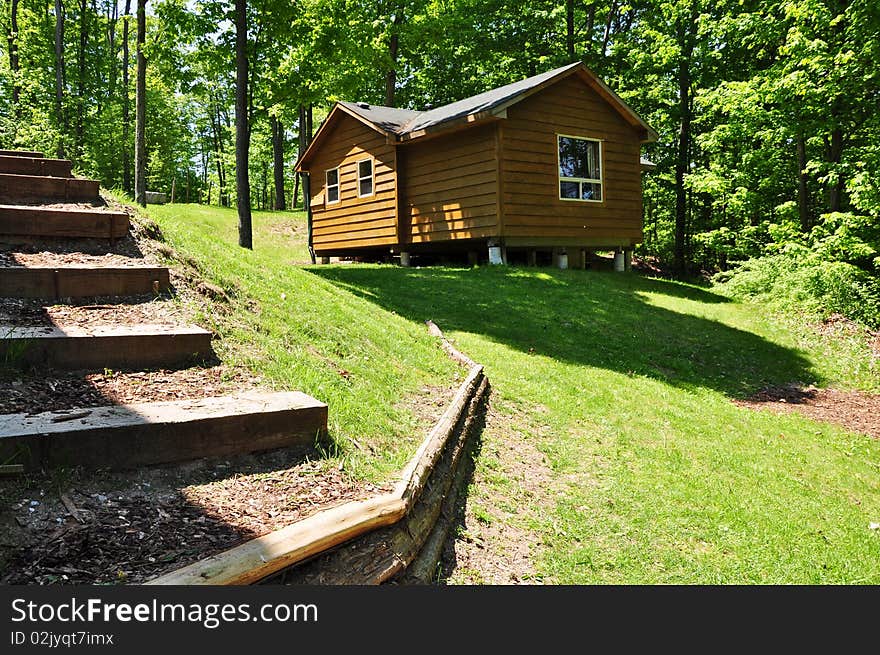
(1, 455), (381, 584)
(0, 295), (187, 328)
(734, 384), (880, 439)
(0, 365), (259, 415)
(0, 250), (156, 268)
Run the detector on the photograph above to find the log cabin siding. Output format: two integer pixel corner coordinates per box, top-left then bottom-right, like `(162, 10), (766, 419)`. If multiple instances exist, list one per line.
(309, 113), (397, 252)
(402, 124), (498, 243)
(500, 75), (644, 243)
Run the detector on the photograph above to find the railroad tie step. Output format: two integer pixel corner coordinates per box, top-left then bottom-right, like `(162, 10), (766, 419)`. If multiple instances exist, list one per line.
(0, 391), (328, 471)
(0, 324), (213, 370)
(0, 150), (44, 159)
(0, 173), (100, 204)
(0, 266), (171, 299)
(0, 155), (73, 177)
(0, 205), (129, 240)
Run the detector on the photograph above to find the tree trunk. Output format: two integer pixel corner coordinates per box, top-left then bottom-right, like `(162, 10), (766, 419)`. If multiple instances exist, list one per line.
(586, 3), (596, 44)
(601, 0), (617, 59)
(75, 0), (88, 159)
(134, 0), (146, 207)
(271, 115), (286, 210)
(565, 0), (575, 59)
(210, 100), (227, 206)
(827, 127), (843, 213)
(8, 0), (21, 112)
(674, 23), (694, 276)
(53, 0), (67, 158)
(235, 0), (252, 249)
(122, 0), (132, 193)
(106, 1), (117, 98)
(796, 134), (811, 231)
(385, 12), (403, 107)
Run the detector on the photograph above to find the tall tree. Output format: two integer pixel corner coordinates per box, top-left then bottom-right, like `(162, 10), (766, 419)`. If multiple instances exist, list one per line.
(235, 0), (252, 248)
(6, 0), (20, 112)
(270, 113), (285, 210)
(135, 0), (146, 206)
(122, 0), (132, 193)
(53, 0), (66, 158)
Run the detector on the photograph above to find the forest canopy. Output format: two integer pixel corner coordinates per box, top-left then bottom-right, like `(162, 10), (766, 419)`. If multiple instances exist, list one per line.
(1, 0), (878, 323)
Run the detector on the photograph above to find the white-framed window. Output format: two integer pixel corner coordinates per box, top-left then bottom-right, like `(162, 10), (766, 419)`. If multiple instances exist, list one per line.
(325, 167), (340, 205)
(357, 158), (374, 197)
(557, 134), (603, 202)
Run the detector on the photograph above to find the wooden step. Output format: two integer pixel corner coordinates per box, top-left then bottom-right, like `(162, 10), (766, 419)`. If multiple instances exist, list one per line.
(0, 266), (170, 298)
(0, 391), (327, 471)
(0, 324), (213, 370)
(0, 173), (100, 203)
(0, 150), (43, 158)
(0, 155), (72, 177)
(0, 205), (129, 240)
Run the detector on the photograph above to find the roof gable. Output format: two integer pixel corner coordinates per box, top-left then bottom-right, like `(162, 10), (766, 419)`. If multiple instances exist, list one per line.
(297, 62), (656, 169)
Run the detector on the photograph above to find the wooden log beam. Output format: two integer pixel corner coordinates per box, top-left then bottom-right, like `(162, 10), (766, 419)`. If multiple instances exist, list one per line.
(0, 392), (327, 471)
(0, 150), (43, 158)
(0, 205), (129, 239)
(0, 266), (170, 298)
(0, 173), (100, 203)
(149, 323), (488, 586)
(0, 324), (213, 370)
(0, 156), (72, 177)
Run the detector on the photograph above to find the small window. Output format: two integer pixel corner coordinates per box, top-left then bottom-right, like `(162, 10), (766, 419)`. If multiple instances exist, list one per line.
(357, 158), (374, 197)
(558, 135), (602, 202)
(325, 168), (339, 205)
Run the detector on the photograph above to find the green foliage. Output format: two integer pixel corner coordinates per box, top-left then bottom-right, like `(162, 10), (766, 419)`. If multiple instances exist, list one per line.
(716, 246), (880, 328)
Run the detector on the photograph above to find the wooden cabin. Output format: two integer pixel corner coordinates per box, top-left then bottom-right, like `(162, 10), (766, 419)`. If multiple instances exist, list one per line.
(295, 62), (657, 268)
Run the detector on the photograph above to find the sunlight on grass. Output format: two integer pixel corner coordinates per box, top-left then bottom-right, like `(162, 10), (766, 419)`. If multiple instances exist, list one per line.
(137, 201), (879, 583)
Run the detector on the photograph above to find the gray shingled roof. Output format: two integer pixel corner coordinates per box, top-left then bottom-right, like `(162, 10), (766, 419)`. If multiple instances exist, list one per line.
(341, 62), (583, 137)
(337, 101), (420, 134)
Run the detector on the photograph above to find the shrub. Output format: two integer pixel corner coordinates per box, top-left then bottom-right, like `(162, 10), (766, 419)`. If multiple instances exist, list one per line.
(715, 248), (880, 328)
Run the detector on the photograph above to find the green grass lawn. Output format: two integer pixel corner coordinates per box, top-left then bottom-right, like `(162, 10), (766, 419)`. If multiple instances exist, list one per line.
(140, 201), (880, 584)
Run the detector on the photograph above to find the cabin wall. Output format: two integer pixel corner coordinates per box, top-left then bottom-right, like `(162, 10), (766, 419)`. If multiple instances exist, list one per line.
(500, 74), (644, 245)
(308, 113), (397, 254)
(401, 124), (499, 244)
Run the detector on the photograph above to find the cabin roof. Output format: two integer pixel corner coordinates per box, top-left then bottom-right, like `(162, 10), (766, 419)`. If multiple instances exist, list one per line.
(298, 62), (657, 169)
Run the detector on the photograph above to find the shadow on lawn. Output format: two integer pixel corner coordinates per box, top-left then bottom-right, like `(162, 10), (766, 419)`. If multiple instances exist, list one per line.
(309, 266), (814, 399)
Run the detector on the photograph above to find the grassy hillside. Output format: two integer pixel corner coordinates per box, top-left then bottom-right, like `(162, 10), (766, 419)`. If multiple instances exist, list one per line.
(140, 201), (880, 584)
(139, 202), (459, 481)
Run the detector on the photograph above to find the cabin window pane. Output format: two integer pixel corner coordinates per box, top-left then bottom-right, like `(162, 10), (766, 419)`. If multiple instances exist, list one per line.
(358, 158), (374, 197)
(558, 135), (602, 202)
(326, 168), (339, 205)
(581, 182), (602, 201)
(560, 181), (580, 199)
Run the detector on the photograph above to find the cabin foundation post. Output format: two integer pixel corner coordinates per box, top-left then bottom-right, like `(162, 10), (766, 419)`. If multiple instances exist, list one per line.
(624, 248), (633, 272)
(527, 250), (537, 267)
(578, 248), (587, 270)
(467, 251), (479, 267)
(320, 256), (330, 265)
(487, 239), (504, 265)
(555, 248), (568, 270)
(400, 251), (411, 267)
(613, 249), (625, 272)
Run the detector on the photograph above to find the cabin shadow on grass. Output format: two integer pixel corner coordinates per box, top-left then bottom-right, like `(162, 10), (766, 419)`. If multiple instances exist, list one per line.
(308, 266), (814, 399)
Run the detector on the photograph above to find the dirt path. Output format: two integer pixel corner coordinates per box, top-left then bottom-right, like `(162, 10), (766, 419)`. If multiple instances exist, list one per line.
(440, 403), (554, 584)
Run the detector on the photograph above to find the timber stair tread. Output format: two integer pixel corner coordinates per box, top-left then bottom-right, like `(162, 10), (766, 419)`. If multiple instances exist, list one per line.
(0, 172), (101, 204)
(0, 203), (129, 240)
(0, 391), (328, 471)
(0, 150), (44, 158)
(0, 155), (73, 177)
(0, 323), (214, 371)
(0, 264), (171, 298)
